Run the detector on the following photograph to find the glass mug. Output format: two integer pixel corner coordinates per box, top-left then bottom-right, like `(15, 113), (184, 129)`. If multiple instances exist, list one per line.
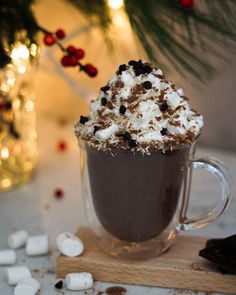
(79, 139), (231, 259)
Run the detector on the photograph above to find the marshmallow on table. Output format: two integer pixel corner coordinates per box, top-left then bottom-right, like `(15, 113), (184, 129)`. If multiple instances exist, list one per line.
(66, 272), (93, 291)
(57, 232), (84, 257)
(6, 266), (32, 285)
(14, 277), (40, 295)
(8, 230), (29, 249)
(0, 250), (16, 265)
(26, 235), (49, 256)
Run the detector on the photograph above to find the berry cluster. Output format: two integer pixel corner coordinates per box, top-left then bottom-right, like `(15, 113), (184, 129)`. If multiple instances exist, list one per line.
(43, 28), (98, 78)
(179, 0), (194, 8)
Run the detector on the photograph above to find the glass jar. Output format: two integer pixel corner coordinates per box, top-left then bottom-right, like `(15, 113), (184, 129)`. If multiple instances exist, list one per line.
(0, 43), (38, 192)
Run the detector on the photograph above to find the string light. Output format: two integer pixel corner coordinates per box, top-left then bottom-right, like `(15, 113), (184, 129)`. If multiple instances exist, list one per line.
(1, 147), (10, 159)
(108, 0), (124, 9)
(11, 44), (30, 74)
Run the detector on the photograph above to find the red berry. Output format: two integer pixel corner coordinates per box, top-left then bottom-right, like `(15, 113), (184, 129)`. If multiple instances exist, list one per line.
(84, 64), (98, 77)
(57, 140), (68, 152)
(75, 49), (85, 59)
(67, 45), (76, 55)
(61, 55), (71, 67)
(179, 0), (194, 8)
(68, 55), (78, 67)
(43, 34), (56, 46)
(56, 29), (66, 40)
(54, 188), (64, 199)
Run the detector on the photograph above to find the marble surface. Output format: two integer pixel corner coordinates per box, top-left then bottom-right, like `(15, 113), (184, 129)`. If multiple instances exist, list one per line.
(0, 117), (235, 295)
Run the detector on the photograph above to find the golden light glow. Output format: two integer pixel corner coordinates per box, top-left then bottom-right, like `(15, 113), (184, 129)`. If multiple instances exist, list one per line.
(25, 100), (34, 112)
(11, 44), (29, 60)
(30, 43), (38, 57)
(113, 11), (126, 28)
(11, 44), (30, 74)
(1, 147), (10, 159)
(108, 0), (124, 9)
(6, 70), (16, 86)
(1, 178), (12, 189)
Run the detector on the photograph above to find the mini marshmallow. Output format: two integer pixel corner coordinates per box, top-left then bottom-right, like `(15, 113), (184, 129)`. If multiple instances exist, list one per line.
(177, 88), (184, 96)
(8, 230), (29, 249)
(0, 250), (16, 265)
(56, 232), (84, 257)
(95, 124), (119, 140)
(66, 272), (93, 291)
(6, 266), (32, 285)
(14, 277), (40, 295)
(26, 235), (49, 256)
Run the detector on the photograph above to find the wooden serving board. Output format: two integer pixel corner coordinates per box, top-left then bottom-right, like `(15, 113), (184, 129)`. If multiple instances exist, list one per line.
(57, 228), (236, 294)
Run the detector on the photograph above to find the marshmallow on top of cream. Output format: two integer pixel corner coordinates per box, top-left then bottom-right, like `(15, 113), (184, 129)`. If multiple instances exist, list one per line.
(75, 60), (203, 152)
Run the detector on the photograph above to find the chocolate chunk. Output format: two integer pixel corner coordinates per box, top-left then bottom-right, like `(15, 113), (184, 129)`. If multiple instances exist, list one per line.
(119, 105), (126, 115)
(118, 64), (127, 75)
(129, 139), (137, 148)
(123, 132), (132, 141)
(137, 60), (143, 67)
(143, 81), (152, 89)
(134, 67), (143, 76)
(101, 85), (110, 92)
(128, 60), (136, 66)
(199, 234), (236, 274)
(94, 126), (100, 133)
(80, 115), (89, 124)
(143, 65), (152, 74)
(55, 280), (63, 289)
(101, 97), (107, 106)
(159, 101), (168, 112)
(160, 128), (168, 136)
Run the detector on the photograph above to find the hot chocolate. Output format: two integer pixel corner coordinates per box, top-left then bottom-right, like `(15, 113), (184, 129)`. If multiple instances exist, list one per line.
(75, 60), (203, 242)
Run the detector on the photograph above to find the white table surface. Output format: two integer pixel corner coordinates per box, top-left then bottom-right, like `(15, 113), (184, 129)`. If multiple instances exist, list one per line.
(0, 117), (235, 295)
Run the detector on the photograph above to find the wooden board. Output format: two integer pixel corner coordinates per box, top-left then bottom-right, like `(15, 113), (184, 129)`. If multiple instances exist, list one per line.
(57, 228), (236, 294)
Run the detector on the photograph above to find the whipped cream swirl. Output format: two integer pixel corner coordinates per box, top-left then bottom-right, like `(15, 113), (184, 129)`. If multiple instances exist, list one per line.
(75, 60), (203, 153)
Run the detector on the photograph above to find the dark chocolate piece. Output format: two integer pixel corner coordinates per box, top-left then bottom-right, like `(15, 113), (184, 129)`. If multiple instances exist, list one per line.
(143, 81), (152, 89)
(134, 67), (143, 76)
(199, 234), (236, 274)
(160, 128), (168, 136)
(119, 105), (126, 115)
(159, 101), (169, 112)
(101, 85), (110, 92)
(80, 116), (89, 124)
(94, 126), (100, 134)
(118, 64), (127, 75)
(128, 60), (136, 66)
(101, 97), (107, 106)
(129, 139), (137, 148)
(55, 280), (63, 289)
(143, 65), (152, 74)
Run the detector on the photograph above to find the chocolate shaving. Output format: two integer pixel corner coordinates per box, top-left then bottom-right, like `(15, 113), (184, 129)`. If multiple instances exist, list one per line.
(80, 115), (89, 124)
(101, 85), (110, 92)
(107, 101), (115, 110)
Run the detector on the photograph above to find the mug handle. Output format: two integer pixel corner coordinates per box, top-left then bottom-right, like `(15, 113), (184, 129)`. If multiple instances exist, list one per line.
(177, 157), (232, 231)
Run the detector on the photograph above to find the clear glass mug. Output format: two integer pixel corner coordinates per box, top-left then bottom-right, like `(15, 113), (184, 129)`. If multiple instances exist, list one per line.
(79, 139), (231, 259)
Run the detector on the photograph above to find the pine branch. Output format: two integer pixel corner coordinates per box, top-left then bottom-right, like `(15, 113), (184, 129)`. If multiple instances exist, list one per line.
(67, 0), (236, 81)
